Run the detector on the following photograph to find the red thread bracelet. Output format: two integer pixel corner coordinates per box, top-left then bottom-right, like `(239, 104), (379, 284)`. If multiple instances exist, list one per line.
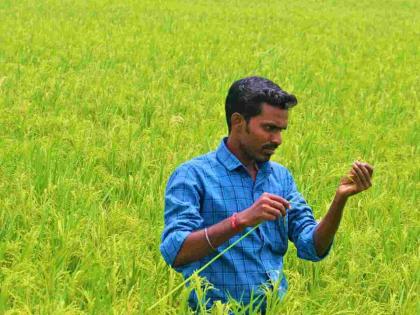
(230, 213), (242, 231)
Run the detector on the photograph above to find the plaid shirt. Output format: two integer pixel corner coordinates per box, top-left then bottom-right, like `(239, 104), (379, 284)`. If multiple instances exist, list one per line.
(160, 138), (331, 309)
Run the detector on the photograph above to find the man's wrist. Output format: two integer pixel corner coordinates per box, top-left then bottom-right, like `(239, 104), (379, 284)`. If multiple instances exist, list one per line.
(233, 212), (247, 231)
(335, 189), (349, 203)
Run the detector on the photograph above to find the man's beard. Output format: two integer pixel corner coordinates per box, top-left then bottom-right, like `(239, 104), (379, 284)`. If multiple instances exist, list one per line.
(240, 142), (271, 163)
(242, 124), (277, 162)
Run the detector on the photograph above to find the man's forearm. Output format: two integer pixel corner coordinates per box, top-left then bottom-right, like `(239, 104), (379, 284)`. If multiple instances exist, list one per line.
(173, 216), (243, 268)
(314, 161), (374, 257)
(314, 191), (348, 257)
(173, 192), (290, 267)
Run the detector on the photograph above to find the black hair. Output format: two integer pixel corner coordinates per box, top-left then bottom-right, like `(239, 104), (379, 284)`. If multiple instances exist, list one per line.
(225, 76), (297, 133)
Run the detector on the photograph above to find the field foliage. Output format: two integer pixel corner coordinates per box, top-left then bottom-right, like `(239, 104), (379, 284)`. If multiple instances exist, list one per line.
(0, 0), (418, 314)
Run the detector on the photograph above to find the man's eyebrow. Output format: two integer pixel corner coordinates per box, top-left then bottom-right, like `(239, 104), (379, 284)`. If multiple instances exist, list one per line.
(263, 122), (287, 130)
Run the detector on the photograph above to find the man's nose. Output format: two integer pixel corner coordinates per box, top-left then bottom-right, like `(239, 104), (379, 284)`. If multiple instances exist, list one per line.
(271, 132), (282, 146)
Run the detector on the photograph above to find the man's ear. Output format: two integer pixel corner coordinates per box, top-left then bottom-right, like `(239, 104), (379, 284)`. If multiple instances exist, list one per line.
(231, 113), (245, 132)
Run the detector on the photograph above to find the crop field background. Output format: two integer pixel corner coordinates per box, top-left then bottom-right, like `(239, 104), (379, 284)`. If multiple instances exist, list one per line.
(0, 0), (418, 314)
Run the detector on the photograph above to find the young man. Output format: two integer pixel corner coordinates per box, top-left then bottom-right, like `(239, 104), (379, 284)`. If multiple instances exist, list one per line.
(160, 76), (373, 312)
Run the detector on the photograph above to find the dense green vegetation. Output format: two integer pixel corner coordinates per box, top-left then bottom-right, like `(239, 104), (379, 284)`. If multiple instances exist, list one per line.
(0, 0), (418, 313)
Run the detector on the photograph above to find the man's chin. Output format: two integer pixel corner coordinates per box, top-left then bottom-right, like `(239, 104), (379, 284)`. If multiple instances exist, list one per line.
(256, 154), (271, 163)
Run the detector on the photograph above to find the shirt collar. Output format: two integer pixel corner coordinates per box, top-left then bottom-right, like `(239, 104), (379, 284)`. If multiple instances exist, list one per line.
(216, 137), (242, 171)
(216, 137), (272, 174)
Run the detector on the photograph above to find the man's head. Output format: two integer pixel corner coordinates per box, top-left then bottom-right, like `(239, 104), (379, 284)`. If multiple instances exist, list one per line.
(225, 76), (297, 163)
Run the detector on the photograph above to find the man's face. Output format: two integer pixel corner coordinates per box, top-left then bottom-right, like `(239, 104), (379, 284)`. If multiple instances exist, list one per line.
(238, 103), (288, 163)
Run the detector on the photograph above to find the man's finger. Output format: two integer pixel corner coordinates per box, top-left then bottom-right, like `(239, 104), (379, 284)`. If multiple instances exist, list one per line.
(363, 162), (374, 177)
(263, 213), (278, 221)
(264, 206), (282, 219)
(271, 200), (286, 216)
(269, 200), (286, 216)
(350, 168), (363, 187)
(353, 163), (369, 188)
(266, 193), (291, 209)
(357, 162), (372, 186)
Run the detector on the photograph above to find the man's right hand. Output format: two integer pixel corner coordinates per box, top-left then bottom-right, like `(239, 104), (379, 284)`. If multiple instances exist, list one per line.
(237, 192), (290, 228)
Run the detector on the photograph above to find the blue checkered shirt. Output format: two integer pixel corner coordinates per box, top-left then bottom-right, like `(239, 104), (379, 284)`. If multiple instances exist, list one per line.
(160, 138), (331, 309)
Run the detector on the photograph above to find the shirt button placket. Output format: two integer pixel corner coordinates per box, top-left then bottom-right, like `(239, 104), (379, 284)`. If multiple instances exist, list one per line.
(254, 176), (273, 278)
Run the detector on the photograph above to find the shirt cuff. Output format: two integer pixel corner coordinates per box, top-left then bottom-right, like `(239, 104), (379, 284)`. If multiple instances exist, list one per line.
(160, 230), (191, 267)
(311, 226), (333, 261)
(297, 224), (333, 262)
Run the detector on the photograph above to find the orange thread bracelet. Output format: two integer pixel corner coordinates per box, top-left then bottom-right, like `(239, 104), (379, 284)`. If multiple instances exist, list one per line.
(230, 213), (242, 231)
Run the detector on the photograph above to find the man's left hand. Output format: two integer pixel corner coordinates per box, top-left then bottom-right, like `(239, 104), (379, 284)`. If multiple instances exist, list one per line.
(337, 161), (374, 198)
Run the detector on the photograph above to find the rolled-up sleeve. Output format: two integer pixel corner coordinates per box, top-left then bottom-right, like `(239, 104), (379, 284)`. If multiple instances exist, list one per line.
(285, 170), (332, 262)
(160, 164), (204, 267)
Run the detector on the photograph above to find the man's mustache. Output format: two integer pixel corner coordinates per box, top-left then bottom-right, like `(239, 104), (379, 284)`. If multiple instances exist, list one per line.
(262, 144), (279, 150)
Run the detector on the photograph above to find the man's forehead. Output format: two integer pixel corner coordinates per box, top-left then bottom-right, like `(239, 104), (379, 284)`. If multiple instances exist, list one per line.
(257, 103), (288, 123)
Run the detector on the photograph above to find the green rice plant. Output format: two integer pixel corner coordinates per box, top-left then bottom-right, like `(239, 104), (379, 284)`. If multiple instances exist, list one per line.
(0, 0), (418, 313)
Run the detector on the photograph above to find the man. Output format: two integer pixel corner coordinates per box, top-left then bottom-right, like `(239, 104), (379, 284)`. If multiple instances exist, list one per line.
(160, 76), (373, 312)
